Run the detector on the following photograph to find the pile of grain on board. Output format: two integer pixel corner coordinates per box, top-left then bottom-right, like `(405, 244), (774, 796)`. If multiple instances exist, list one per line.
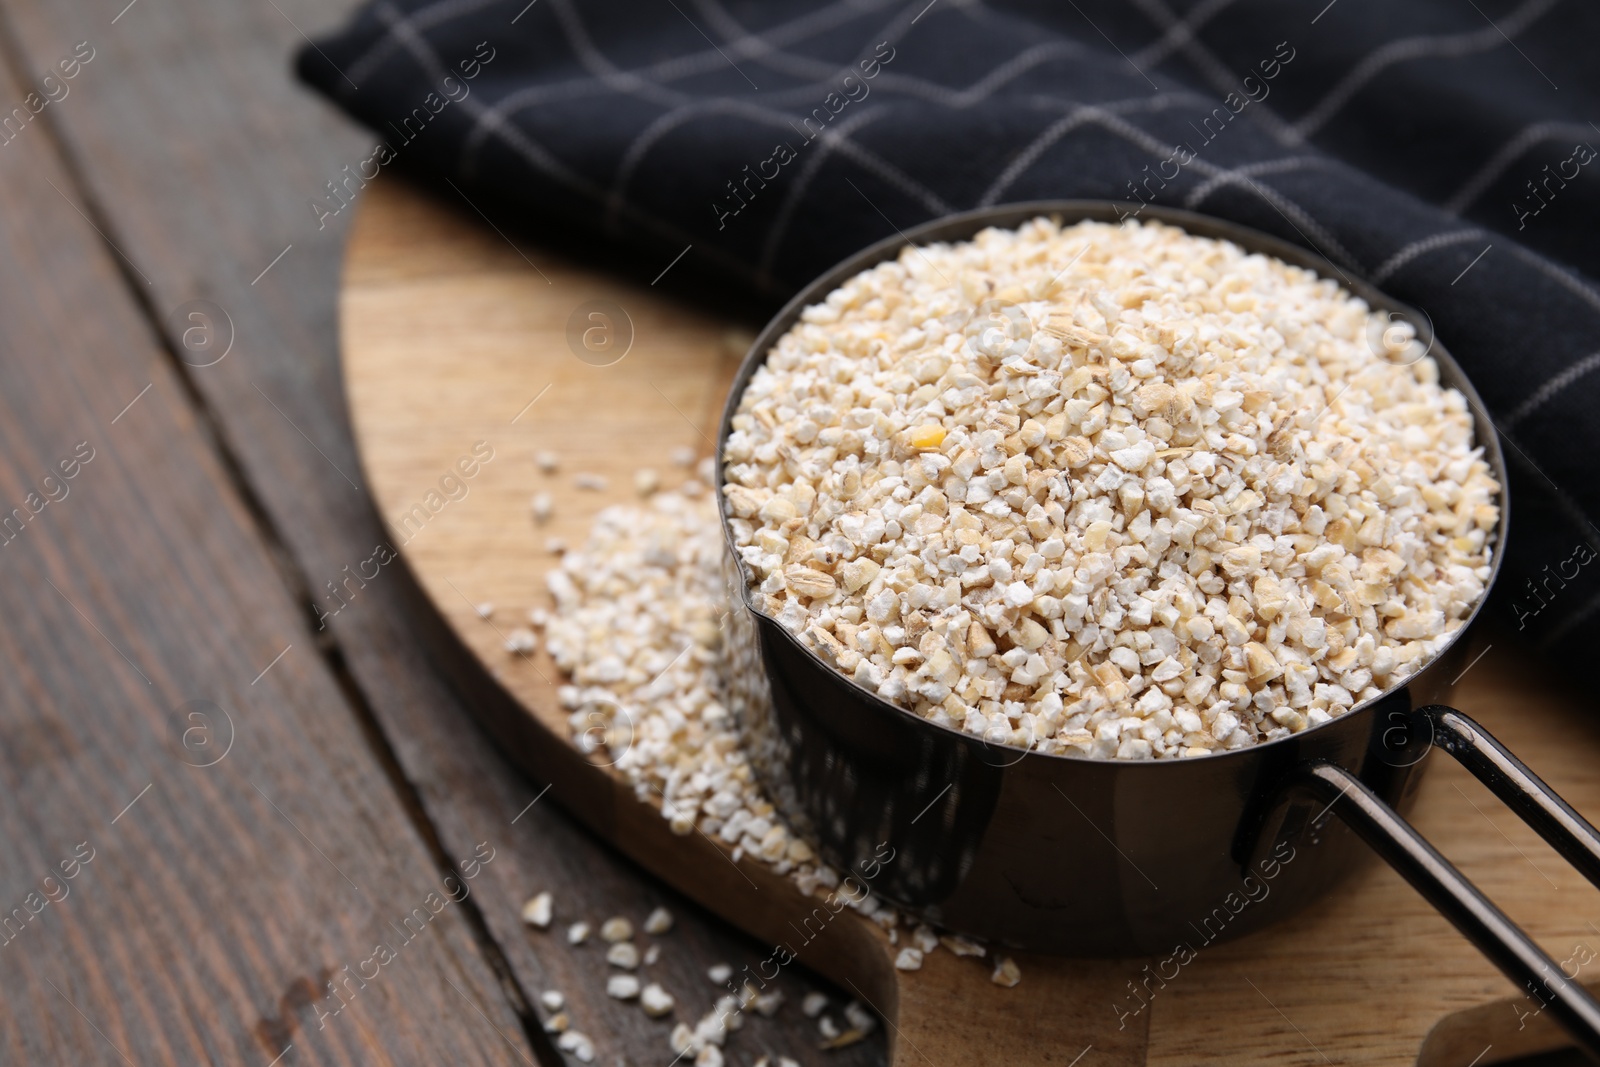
(722, 216), (1499, 760)
(543, 476), (818, 871)
(537, 474), (1007, 982)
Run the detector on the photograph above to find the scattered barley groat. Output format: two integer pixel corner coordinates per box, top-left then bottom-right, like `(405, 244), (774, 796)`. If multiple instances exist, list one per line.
(991, 956), (1022, 987)
(894, 947), (924, 971)
(724, 216), (1498, 759)
(641, 982), (676, 1018)
(599, 916), (633, 943)
(643, 906), (674, 935)
(556, 1029), (595, 1062)
(521, 891), (553, 929)
(940, 934), (986, 957)
(607, 974), (641, 1000)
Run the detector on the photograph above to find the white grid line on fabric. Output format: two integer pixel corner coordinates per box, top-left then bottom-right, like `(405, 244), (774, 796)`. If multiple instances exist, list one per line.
(671, 0), (763, 90)
(975, 93), (1198, 207)
(374, 0), (768, 284)
(696, 0), (916, 67)
(600, 97), (956, 235)
(694, 37), (1094, 107)
(870, 40), (1090, 109)
(687, 1), (897, 84)
(1369, 228), (1485, 284)
(1128, 0), (1242, 68)
(768, 0), (1096, 111)
(466, 35), (1092, 172)
(756, 105), (894, 282)
(598, 7), (1081, 234)
(1507, 241), (1600, 316)
(459, 40), (1084, 168)
(476, 99), (769, 283)
(476, 0), (896, 134)
(1126, 0), (1299, 147)
(1229, 169), (1364, 271)
(1505, 349), (1600, 429)
(346, 0), (503, 89)
(1288, 0), (1562, 140)
(608, 100), (953, 221)
(1443, 119), (1598, 213)
(690, 0), (764, 43)
(825, 121), (958, 216)
(659, 0), (904, 77)
(545, 0), (697, 108)
(1181, 155), (1330, 209)
(604, 100), (753, 231)
(458, 0), (1056, 173)
(975, 95), (1363, 272)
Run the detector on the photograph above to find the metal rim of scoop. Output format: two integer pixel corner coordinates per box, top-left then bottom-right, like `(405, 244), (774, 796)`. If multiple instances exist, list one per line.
(714, 199), (1509, 768)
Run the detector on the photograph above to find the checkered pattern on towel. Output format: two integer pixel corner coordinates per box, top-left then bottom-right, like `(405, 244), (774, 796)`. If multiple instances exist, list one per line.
(298, 0), (1600, 657)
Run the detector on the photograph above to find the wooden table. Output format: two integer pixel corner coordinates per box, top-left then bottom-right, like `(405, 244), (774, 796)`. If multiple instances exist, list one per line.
(0, 1), (881, 1063)
(0, 3), (1586, 1066)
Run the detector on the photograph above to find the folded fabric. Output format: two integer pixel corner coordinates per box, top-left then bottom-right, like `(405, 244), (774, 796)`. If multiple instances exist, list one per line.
(298, 0), (1600, 658)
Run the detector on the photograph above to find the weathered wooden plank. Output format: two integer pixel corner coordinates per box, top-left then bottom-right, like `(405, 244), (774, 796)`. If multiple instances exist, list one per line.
(0, 0), (889, 1061)
(0, 28), (536, 1067)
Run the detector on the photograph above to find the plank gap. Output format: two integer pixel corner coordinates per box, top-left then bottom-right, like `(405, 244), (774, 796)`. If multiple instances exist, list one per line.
(315, 634), (566, 1067)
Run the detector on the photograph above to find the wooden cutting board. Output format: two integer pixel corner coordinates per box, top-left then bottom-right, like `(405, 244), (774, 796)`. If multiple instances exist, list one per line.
(340, 176), (1600, 1067)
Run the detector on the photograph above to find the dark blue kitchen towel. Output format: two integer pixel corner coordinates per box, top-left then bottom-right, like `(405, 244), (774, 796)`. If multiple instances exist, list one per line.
(297, 0), (1600, 659)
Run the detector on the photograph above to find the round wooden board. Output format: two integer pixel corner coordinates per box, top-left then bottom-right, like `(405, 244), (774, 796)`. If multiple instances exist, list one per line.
(341, 176), (1600, 1066)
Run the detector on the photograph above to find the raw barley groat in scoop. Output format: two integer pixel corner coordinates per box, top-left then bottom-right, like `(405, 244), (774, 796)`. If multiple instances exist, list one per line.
(722, 216), (1500, 760)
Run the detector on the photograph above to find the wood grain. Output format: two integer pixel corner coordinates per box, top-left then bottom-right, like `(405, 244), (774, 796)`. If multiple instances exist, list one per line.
(343, 174), (1600, 1067)
(0, 0), (895, 1061)
(0, 37), (536, 1067)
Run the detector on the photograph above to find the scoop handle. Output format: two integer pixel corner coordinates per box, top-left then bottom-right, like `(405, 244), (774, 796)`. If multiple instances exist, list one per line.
(1420, 704), (1600, 887)
(1296, 706), (1600, 1061)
